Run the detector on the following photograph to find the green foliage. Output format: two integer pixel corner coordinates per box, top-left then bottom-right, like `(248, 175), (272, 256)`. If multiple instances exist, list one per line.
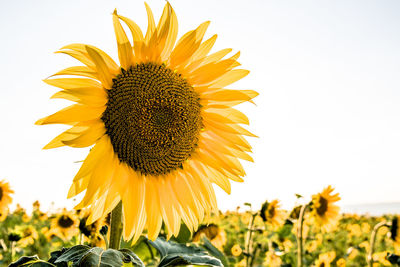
(148, 237), (223, 267)
(1, 204), (399, 266)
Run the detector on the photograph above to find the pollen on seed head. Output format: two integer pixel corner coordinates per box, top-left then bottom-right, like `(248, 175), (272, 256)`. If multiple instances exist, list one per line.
(101, 63), (202, 176)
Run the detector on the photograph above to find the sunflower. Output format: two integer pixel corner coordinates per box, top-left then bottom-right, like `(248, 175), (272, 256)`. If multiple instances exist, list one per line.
(314, 251), (336, 267)
(48, 209), (79, 240)
(36, 2), (256, 242)
(192, 223), (227, 251)
(0, 180), (13, 220)
(231, 244), (242, 257)
(16, 226), (39, 248)
(78, 209), (108, 238)
(310, 186), (340, 231)
(336, 258), (346, 267)
(372, 251), (391, 266)
(264, 251), (282, 267)
(260, 199), (286, 228)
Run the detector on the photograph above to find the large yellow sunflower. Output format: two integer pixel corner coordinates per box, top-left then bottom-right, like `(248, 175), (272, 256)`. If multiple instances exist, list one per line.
(310, 186), (340, 231)
(36, 3), (257, 242)
(0, 180), (14, 220)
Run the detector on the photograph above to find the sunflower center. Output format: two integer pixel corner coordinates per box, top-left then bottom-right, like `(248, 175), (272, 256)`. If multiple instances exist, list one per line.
(0, 187), (3, 201)
(58, 215), (74, 228)
(267, 206), (276, 219)
(102, 63), (202, 176)
(316, 196), (328, 216)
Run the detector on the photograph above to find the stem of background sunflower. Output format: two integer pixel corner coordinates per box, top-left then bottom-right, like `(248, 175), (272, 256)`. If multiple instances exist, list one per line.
(245, 212), (257, 267)
(11, 241), (15, 262)
(109, 201), (123, 249)
(367, 221), (390, 267)
(297, 204), (309, 267)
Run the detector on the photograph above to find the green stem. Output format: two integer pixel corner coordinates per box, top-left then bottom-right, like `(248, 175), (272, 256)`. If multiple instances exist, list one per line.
(11, 241), (15, 262)
(297, 204), (309, 267)
(245, 213), (257, 267)
(109, 201), (123, 249)
(367, 221), (389, 267)
(102, 233), (110, 250)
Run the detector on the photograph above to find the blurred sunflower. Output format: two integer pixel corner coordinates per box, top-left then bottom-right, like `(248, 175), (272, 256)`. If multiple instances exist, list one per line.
(263, 251), (282, 267)
(310, 186), (340, 231)
(48, 209), (79, 240)
(361, 222), (371, 233)
(314, 251), (336, 267)
(16, 226), (39, 248)
(192, 224), (226, 251)
(78, 209), (108, 238)
(289, 205), (302, 220)
(231, 244), (242, 256)
(260, 200), (286, 228)
(336, 258), (346, 267)
(0, 180), (13, 220)
(372, 251), (391, 266)
(36, 2), (256, 243)
(347, 247), (359, 260)
(347, 224), (362, 237)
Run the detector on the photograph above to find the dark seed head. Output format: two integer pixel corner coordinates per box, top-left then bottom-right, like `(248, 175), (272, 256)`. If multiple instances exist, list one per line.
(102, 63), (202, 176)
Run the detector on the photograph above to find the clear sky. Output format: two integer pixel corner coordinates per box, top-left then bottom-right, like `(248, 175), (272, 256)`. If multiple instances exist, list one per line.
(1, 0), (400, 213)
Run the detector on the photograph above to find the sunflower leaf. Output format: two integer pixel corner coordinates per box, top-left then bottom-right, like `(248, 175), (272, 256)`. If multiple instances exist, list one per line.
(50, 245), (144, 267)
(148, 237), (223, 267)
(9, 256), (56, 267)
(200, 236), (229, 267)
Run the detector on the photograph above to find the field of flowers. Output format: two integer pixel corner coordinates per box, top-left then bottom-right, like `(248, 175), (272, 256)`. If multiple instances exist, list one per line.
(2, 182), (400, 267)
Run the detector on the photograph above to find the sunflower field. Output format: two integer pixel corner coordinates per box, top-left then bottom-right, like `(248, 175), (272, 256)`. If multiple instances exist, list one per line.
(3, 1), (400, 267)
(2, 182), (400, 267)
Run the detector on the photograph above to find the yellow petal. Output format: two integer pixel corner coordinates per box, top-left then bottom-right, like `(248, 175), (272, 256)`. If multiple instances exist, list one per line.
(43, 125), (87, 149)
(50, 66), (97, 79)
(201, 89), (258, 102)
(43, 78), (102, 90)
(113, 9), (134, 69)
(203, 106), (249, 125)
(210, 69), (250, 88)
(85, 46), (114, 88)
(144, 2), (156, 45)
(60, 44), (119, 75)
(55, 50), (95, 68)
(122, 172), (146, 242)
(158, 3), (178, 61)
(117, 14), (144, 43)
(70, 135), (109, 184)
(189, 57), (241, 86)
(36, 104), (105, 125)
(187, 48), (232, 73)
(51, 87), (107, 107)
(62, 122), (106, 148)
(145, 178), (163, 240)
(169, 21), (210, 68)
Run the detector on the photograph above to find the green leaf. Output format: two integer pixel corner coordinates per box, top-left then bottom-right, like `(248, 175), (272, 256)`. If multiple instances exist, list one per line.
(200, 237), (229, 267)
(50, 245), (144, 267)
(119, 249), (145, 266)
(158, 254), (223, 267)
(148, 237), (223, 267)
(170, 224), (192, 244)
(9, 256), (56, 267)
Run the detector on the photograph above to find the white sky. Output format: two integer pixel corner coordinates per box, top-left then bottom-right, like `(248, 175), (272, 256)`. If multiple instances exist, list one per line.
(1, 0), (400, 213)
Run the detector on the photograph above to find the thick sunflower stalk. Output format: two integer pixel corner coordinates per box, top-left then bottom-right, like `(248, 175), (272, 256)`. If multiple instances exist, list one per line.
(36, 2), (257, 247)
